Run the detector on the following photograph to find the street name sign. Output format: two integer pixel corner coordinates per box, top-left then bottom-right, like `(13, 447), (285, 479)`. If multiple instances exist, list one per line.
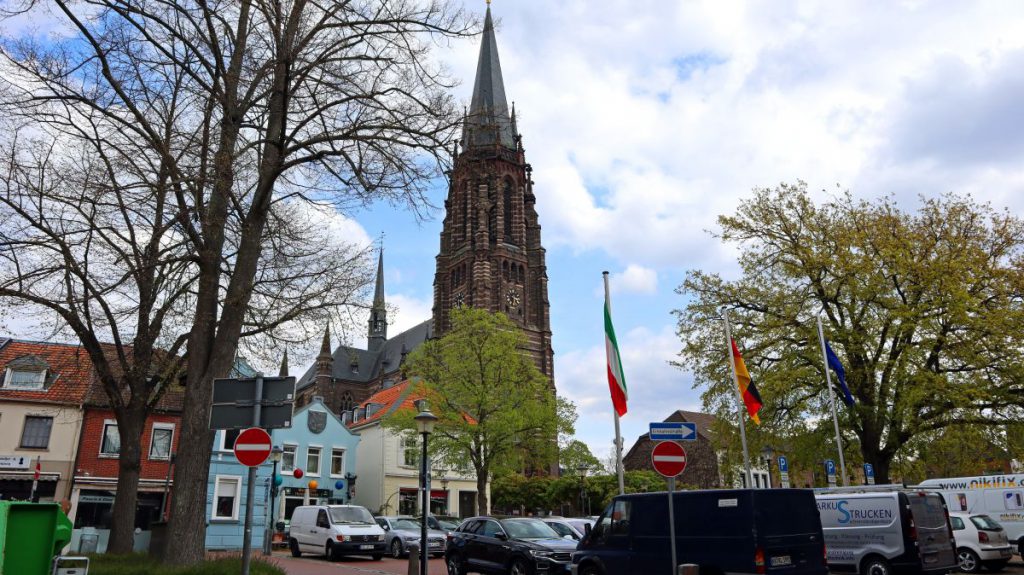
(210, 376), (296, 430)
(649, 422), (697, 441)
(651, 441), (687, 477)
(234, 427), (272, 467)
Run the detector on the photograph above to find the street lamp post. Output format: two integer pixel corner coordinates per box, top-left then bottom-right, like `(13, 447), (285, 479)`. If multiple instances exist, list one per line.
(264, 445), (283, 556)
(576, 464), (589, 516)
(415, 401), (438, 575)
(345, 472), (357, 503)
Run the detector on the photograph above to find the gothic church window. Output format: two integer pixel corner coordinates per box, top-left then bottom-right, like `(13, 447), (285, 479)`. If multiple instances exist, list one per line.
(339, 392), (354, 413)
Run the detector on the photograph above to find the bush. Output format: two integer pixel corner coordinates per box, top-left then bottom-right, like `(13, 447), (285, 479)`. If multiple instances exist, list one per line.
(88, 553), (285, 575)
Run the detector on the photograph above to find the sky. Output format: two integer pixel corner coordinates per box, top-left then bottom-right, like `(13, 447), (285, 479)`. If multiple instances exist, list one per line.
(5, 1), (1024, 464)
(322, 0), (1024, 464)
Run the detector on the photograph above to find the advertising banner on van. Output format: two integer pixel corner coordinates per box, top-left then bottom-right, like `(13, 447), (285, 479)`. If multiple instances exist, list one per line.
(825, 460), (837, 487)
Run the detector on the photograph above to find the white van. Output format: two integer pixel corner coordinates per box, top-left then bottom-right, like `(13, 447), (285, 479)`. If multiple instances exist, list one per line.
(918, 474), (1024, 557)
(288, 504), (387, 561)
(815, 489), (958, 575)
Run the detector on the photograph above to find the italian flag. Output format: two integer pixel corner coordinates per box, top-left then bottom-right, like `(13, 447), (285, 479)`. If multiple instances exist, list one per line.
(605, 300), (628, 416)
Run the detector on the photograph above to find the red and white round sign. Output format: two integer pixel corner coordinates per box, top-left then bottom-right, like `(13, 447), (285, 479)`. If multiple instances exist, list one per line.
(233, 427), (272, 467)
(651, 441), (687, 477)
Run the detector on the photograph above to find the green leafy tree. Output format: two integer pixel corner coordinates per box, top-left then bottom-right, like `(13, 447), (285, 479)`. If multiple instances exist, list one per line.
(387, 308), (576, 513)
(559, 439), (601, 475)
(675, 183), (1024, 484)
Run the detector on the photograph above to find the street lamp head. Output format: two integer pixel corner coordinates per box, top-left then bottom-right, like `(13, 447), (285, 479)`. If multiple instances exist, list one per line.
(270, 445), (284, 463)
(576, 464), (589, 478)
(414, 400), (438, 435)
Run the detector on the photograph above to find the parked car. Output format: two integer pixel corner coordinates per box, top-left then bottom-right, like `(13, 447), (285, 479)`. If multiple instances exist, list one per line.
(542, 517), (594, 541)
(288, 504), (387, 561)
(919, 474), (1024, 558)
(949, 512), (1013, 573)
(573, 489), (828, 575)
(815, 489), (958, 575)
(418, 514), (463, 531)
(446, 516), (577, 575)
(375, 515), (448, 559)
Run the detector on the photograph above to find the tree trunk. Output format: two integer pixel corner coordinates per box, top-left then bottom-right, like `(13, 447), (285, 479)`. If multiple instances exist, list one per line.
(476, 469), (489, 515)
(107, 404), (146, 554)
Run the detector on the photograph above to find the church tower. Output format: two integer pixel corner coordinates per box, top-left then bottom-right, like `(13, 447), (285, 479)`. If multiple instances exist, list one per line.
(432, 4), (554, 379)
(367, 248), (387, 352)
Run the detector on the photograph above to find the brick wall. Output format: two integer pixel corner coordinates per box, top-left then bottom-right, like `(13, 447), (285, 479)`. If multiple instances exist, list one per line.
(623, 435), (722, 489)
(76, 408), (181, 480)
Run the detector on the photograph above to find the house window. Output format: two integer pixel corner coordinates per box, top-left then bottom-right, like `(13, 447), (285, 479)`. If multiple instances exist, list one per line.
(331, 448), (345, 477)
(20, 415), (53, 448)
(149, 424), (174, 460)
(4, 369), (46, 390)
(307, 446), (321, 476)
(401, 436), (419, 468)
(218, 429), (240, 452)
(100, 421), (120, 456)
(212, 475), (241, 520)
(281, 444), (297, 473)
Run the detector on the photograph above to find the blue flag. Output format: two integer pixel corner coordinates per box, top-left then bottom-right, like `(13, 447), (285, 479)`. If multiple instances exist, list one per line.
(825, 340), (854, 406)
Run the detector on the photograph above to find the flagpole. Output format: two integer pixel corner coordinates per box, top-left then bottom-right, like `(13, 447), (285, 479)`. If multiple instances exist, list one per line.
(604, 271), (626, 496)
(723, 310), (753, 488)
(817, 315), (849, 486)
(30, 455), (40, 502)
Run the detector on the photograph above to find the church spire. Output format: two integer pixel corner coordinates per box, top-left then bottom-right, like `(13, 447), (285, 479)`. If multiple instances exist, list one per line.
(465, 3), (515, 149)
(279, 349), (289, 377)
(368, 246), (388, 352)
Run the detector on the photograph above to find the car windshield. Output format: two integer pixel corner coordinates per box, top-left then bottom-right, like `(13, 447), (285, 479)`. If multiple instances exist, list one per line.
(393, 518), (419, 530)
(329, 506), (375, 524)
(501, 518), (560, 540)
(970, 515), (1003, 531)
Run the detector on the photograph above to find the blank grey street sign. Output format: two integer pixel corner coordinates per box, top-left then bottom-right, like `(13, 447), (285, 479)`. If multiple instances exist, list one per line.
(210, 376), (296, 430)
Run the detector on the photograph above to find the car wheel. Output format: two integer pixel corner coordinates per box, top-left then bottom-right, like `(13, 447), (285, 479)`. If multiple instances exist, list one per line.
(861, 556), (891, 575)
(983, 559), (1009, 572)
(957, 548), (981, 573)
(391, 539), (404, 558)
(579, 563), (604, 575)
(289, 538), (301, 557)
(509, 557), (533, 575)
(327, 541), (344, 561)
(447, 553), (467, 575)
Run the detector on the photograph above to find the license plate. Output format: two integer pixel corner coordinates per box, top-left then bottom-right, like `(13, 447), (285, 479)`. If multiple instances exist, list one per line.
(360, 544), (375, 550)
(1000, 549), (1012, 557)
(770, 556), (792, 567)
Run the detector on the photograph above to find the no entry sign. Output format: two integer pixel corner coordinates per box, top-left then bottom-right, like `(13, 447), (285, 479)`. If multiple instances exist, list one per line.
(234, 427), (272, 467)
(651, 441), (687, 477)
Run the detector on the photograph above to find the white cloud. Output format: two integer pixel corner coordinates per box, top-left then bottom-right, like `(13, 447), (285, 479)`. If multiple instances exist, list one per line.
(387, 293), (433, 337)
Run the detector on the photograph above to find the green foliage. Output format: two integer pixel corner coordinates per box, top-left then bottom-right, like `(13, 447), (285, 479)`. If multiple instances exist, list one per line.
(675, 182), (1024, 483)
(88, 553), (284, 575)
(385, 308), (576, 510)
(491, 470), (671, 516)
(559, 440), (601, 474)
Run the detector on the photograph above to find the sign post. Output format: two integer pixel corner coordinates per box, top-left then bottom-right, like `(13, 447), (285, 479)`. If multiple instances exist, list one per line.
(825, 459), (837, 488)
(778, 456), (790, 488)
(863, 463), (875, 485)
(652, 441), (688, 575)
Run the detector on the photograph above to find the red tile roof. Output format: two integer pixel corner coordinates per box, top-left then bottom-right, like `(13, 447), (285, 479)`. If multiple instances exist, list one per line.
(0, 339), (98, 405)
(350, 380), (420, 428)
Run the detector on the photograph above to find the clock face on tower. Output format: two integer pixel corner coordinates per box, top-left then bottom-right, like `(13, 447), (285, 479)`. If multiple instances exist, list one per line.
(452, 292), (465, 308)
(505, 288), (521, 308)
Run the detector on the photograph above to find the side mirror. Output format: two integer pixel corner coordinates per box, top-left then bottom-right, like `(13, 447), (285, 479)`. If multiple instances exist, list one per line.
(584, 523), (592, 536)
(495, 532), (508, 541)
(381, 524), (389, 531)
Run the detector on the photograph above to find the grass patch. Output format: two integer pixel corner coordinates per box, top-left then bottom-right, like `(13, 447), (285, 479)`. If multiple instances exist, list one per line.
(88, 553), (285, 575)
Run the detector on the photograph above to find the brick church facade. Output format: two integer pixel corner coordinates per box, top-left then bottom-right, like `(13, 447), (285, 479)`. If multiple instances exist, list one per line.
(297, 4), (554, 411)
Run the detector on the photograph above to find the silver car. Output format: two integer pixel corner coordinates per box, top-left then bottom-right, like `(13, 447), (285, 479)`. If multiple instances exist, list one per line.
(375, 515), (448, 558)
(542, 517), (595, 541)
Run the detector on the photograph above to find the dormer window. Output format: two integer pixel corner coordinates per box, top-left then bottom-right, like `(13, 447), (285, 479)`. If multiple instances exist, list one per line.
(4, 368), (47, 390)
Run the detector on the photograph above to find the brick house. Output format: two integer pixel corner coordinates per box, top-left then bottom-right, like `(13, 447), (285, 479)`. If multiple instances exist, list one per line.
(68, 381), (184, 552)
(623, 410), (725, 489)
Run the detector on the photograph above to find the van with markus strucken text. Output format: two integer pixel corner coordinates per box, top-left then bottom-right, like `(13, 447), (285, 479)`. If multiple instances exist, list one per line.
(917, 474), (1024, 558)
(815, 489), (957, 575)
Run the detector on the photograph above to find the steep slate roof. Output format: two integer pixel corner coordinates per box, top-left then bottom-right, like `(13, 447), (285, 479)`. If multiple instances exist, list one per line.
(295, 319), (433, 389)
(463, 5), (515, 149)
(0, 339), (97, 405)
(623, 409), (719, 461)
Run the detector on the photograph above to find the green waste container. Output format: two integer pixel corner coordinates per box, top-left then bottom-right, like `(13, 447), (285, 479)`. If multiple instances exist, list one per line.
(0, 501), (73, 575)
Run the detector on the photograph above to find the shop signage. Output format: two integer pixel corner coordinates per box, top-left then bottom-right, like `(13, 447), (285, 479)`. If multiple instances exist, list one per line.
(0, 456), (30, 470)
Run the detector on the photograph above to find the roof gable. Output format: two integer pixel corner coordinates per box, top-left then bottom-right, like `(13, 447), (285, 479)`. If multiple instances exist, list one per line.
(0, 339), (97, 404)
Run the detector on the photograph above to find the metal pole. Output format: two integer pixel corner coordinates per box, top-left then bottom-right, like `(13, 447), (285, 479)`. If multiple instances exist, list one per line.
(604, 271), (626, 496)
(668, 476), (678, 575)
(241, 376), (264, 575)
(420, 432), (429, 575)
(817, 316), (849, 486)
(723, 311), (753, 488)
(161, 453), (175, 521)
(264, 458), (278, 555)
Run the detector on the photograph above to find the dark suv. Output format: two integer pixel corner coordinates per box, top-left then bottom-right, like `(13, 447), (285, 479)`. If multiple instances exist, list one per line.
(446, 516), (577, 575)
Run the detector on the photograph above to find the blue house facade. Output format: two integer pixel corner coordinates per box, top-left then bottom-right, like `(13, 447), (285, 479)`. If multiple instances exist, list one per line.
(271, 396), (361, 524)
(205, 428), (273, 550)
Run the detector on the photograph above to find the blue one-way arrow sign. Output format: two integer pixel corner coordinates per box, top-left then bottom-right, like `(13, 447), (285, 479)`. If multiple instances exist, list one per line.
(650, 422), (697, 441)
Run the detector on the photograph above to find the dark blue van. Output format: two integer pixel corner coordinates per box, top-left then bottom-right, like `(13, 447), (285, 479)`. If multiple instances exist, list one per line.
(571, 489), (828, 575)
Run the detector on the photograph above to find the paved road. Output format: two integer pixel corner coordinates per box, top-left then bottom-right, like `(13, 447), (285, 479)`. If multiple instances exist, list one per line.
(269, 552), (1024, 575)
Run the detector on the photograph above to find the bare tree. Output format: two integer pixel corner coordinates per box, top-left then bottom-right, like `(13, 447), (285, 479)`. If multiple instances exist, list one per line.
(0, 0), (472, 561)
